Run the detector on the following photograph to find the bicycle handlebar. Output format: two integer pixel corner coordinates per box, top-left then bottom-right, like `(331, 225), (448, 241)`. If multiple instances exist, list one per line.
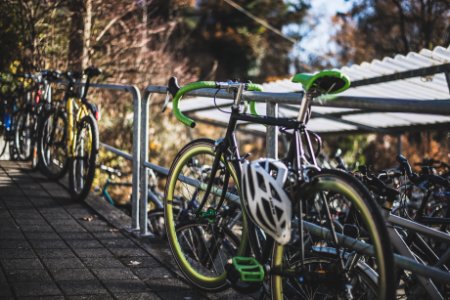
(397, 155), (450, 188)
(169, 78), (263, 128)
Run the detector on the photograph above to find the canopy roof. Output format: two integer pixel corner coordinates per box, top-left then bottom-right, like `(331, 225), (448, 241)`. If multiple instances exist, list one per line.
(182, 45), (450, 135)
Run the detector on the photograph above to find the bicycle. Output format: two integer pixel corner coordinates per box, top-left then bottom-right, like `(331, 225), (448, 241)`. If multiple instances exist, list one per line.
(99, 164), (167, 239)
(356, 158), (450, 299)
(14, 70), (57, 167)
(37, 67), (101, 201)
(162, 72), (395, 299)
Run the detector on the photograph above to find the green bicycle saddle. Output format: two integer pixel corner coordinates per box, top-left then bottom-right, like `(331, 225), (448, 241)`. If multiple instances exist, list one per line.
(292, 70), (350, 94)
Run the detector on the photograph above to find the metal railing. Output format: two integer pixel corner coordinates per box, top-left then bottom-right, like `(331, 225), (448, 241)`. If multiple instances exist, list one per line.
(46, 80), (450, 285)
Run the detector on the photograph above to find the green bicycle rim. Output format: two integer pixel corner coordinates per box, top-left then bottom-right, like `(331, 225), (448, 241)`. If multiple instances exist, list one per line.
(165, 141), (247, 289)
(271, 174), (388, 299)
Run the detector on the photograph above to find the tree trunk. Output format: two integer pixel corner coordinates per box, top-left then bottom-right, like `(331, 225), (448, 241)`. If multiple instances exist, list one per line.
(82, 0), (92, 69)
(68, 0), (85, 71)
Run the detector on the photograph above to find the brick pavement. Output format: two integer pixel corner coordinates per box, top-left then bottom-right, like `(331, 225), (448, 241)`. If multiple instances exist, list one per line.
(0, 161), (212, 300)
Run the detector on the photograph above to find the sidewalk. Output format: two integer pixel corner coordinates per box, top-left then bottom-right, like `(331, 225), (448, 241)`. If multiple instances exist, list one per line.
(0, 161), (208, 300)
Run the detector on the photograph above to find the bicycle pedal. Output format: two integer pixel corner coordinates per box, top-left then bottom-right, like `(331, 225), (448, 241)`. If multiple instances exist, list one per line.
(227, 256), (264, 282)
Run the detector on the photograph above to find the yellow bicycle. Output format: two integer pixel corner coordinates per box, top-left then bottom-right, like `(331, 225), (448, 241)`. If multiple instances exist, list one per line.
(37, 67), (101, 201)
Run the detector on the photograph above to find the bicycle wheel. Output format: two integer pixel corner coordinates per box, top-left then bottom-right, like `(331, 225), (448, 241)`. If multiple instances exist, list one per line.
(271, 169), (395, 300)
(37, 110), (69, 179)
(69, 114), (99, 201)
(0, 126), (7, 158)
(164, 138), (247, 291)
(147, 208), (166, 239)
(14, 110), (34, 161)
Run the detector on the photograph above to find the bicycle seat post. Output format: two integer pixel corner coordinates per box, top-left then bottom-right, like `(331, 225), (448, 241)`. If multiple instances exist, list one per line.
(297, 91), (311, 123)
(232, 83), (245, 109)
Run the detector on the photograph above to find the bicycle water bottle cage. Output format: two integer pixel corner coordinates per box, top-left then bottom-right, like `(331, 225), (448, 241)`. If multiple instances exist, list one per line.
(292, 70), (350, 95)
(162, 76), (180, 112)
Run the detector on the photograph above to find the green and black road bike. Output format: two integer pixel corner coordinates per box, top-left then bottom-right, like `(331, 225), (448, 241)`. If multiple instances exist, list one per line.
(163, 72), (395, 299)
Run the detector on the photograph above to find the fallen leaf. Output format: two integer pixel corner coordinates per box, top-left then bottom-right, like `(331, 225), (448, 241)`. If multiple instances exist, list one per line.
(128, 260), (141, 266)
(80, 216), (94, 222)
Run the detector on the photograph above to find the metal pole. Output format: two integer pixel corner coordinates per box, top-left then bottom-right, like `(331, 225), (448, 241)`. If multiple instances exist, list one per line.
(130, 86), (141, 232)
(397, 133), (403, 156)
(266, 102), (278, 158)
(139, 91), (151, 237)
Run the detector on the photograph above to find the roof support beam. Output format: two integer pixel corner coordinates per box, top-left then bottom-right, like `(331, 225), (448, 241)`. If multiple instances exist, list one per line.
(351, 63), (450, 87)
(316, 97), (450, 115)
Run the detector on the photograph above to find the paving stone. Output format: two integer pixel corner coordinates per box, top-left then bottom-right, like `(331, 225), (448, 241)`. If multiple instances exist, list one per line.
(0, 239), (31, 249)
(133, 267), (173, 281)
(57, 280), (108, 296)
(144, 278), (191, 292)
(66, 239), (104, 249)
(36, 248), (76, 258)
(49, 268), (95, 281)
(99, 238), (136, 248)
(114, 292), (161, 300)
(18, 296), (65, 300)
(54, 225), (88, 233)
(156, 290), (208, 300)
(119, 257), (161, 269)
(29, 239), (68, 249)
(91, 231), (125, 239)
(42, 257), (85, 270)
(5, 269), (52, 282)
(1, 258), (45, 271)
(81, 257), (126, 269)
(92, 268), (139, 280)
(24, 232), (60, 240)
(0, 283), (13, 297)
(0, 248), (36, 259)
(108, 247), (149, 257)
(11, 282), (62, 297)
(66, 295), (114, 300)
(103, 279), (150, 294)
(72, 248), (113, 258)
(19, 224), (54, 233)
(59, 232), (94, 240)
(14, 218), (47, 225)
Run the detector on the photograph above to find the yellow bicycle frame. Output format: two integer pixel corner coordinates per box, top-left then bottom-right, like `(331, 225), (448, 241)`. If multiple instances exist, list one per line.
(66, 97), (92, 157)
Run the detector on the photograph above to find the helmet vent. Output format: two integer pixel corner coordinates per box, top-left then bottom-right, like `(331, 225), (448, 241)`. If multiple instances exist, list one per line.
(256, 173), (266, 192)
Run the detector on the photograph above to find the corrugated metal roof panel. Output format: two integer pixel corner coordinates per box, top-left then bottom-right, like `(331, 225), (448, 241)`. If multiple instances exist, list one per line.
(186, 45), (450, 133)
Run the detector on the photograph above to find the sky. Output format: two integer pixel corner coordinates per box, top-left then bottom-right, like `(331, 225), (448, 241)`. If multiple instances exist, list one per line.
(289, 0), (354, 69)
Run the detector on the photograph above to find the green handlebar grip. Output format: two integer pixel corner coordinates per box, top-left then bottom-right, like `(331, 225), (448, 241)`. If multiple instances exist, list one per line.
(172, 81), (264, 127)
(172, 81), (217, 128)
(246, 83), (263, 116)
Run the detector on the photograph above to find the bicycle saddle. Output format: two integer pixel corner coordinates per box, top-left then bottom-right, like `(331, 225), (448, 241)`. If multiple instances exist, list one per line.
(84, 67), (102, 78)
(292, 70), (350, 94)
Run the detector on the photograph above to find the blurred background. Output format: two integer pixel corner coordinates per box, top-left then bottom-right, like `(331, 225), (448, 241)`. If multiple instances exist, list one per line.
(1, 0), (449, 183)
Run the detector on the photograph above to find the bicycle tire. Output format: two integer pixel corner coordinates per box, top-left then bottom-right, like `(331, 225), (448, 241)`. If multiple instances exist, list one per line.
(69, 114), (99, 201)
(278, 251), (378, 299)
(270, 168), (395, 300)
(14, 109), (34, 161)
(0, 126), (7, 158)
(37, 110), (69, 179)
(164, 138), (247, 291)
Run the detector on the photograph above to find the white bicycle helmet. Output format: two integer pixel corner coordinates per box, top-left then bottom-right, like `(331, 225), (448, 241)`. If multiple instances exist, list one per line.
(241, 158), (292, 245)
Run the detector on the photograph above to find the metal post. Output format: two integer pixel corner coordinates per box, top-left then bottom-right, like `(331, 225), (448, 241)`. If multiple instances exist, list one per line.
(130, 86), (141, 232)
(397, 133), (403, 156)
(139, 91), (151, 236)
(266, 102), (278, 158)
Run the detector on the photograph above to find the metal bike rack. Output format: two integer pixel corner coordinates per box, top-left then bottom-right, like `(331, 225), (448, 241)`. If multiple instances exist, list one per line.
(137, 86), (305, 236)
(54, 81), (142, 233)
